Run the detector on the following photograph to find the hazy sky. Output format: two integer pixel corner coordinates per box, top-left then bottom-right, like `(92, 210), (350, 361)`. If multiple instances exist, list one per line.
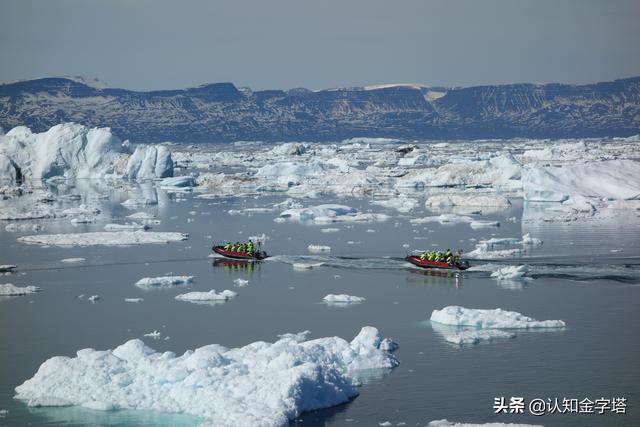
(1, 0), (639, 91)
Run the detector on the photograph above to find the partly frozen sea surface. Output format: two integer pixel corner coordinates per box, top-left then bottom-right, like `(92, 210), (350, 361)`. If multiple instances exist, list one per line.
(1, 139), (639, 427)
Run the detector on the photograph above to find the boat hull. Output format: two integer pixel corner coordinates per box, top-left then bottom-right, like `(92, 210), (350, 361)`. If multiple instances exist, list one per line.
(212, 246), (268, 260)
(405, 255), (468, 271)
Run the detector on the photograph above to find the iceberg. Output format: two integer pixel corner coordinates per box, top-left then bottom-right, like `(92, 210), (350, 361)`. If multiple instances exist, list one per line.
(175, 289), (237, 302)
(15, 327), (399, 427)
(135, 276), (194, 289)
(0, 123), (174, 184)
(431, 306), (566, 329)
(0, 283), (41, 296)
(522, 160), (640, 202)
(125, 145), (173, 180)
(18, 231), (188, 247)
(323, 294), (366, 303)
(280, 204), (388, 223)
(371, 196), (419, 213)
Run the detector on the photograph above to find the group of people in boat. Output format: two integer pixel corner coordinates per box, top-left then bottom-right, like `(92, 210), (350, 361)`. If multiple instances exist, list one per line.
(223, 240), (256, 254)
(419, 248), (463, 264)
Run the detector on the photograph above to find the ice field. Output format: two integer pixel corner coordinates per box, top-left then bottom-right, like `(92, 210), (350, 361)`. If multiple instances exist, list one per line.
(0, 124), (639, 426)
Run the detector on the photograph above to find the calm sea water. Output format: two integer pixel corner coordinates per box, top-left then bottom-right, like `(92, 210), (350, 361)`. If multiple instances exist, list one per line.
(1, 184), (639, 427)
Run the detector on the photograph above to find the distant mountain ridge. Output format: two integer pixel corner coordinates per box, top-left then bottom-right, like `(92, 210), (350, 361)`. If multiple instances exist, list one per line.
(1, 76), (639, 142)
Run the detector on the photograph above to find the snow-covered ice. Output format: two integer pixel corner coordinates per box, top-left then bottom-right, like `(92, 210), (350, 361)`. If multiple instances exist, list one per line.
(0, 283), (41, 296)
(431, 306), (565, 329)
(15, 327), (399, 427)
(323, 294), (366, 303)
(18, 231), (188, 247)
(135, 276), (194, 289)
(175, 289), (237, 302)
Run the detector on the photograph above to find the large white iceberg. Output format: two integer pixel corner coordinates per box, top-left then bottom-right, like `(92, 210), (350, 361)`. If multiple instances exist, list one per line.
(280, 204), (388, 223)
(15, 327), (399, 427)
(18, 231), (188, 247)
(522, 160), (640, 202)
(0, 123), (174, 184)
(431, 306), (565, 329)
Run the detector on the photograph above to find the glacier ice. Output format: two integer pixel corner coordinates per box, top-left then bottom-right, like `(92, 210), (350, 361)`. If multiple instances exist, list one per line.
(15, 327), (399, 427)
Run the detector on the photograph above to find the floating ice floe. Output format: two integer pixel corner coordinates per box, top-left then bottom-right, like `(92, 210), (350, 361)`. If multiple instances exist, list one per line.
(371, 196), (419, 213)
(60, 258), (86, 263)
(5, 222), (43, 232)
(18, 231), (188, 247)
(431, 306), (566, 329)
(0, 283), (41, 296)
(88, 295), (100, 302)
(143, 330), (161, 338)
(135, 276), (194, 289)
(320, 228), (340, 233)
(490, 265), (530, 281)
(428, 419), (542, 427)
(308, 244), (331, 253)
(0, 265), (17, 272)
(15, 327), (399, 427)
(426, 194), (511, 208)
(125, 298), (143, 303)
(175, 289), (237, 302)
(411, 214), (474, 225)
(323, 294), (366, 304)
(521, 233), (542, 246)
(280, 204), (388, 223)
(233, 278), (249, 287)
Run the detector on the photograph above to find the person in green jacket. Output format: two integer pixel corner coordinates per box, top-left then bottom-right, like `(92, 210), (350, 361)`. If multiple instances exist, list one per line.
(247, 240), (254, 254)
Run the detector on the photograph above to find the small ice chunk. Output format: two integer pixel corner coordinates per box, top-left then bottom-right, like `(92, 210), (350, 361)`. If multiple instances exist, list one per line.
(175, 289), (237, 302)
(60, 258), (86, 263)
(88, 295), (100, 302)
(135, 276), (194, 289)
(0, 283), (41, 296)
(323, 294), (366, 303)
(233, 278), (249, 287)
(308, 244), (331, 253)
(0, 265), (17, 272)
(277, 330), (311, 342)
(521, 233), (542, 246)
(144, 330), (161, 338)
(491, 265), (529, 280)
(125, 298), (144, 303)
(321, 228), (340, 233)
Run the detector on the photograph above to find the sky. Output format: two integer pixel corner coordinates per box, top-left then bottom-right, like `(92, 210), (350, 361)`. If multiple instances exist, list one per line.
(1, 0), (639, 91)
